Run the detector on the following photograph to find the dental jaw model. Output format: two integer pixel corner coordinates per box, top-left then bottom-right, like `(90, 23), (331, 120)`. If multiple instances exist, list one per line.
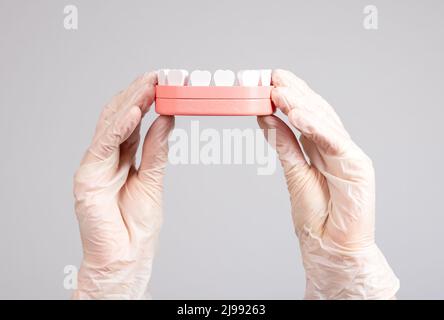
(155, 69), (273, 116)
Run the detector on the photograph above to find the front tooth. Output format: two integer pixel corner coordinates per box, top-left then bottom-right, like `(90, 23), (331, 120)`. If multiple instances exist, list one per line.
(157, 69), (169, 85)
(189, 70), (212, 86)
(237, 70), (260, 86)
(236, 70), (244, 85)
(167, 69), (189, 86)
(259, 69), (271, 86)
(214, 70), (235, 86)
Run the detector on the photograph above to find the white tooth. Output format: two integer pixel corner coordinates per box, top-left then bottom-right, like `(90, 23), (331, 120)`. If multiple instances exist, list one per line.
(214, 70), (235, 86)
(167, 69), (189, 86)
(237, 69), (260, 86)
(259, 69), (272, 86)
(236, 70), (244, 86)
(157, 69), (169, 85)
(189, 70), (212, 86)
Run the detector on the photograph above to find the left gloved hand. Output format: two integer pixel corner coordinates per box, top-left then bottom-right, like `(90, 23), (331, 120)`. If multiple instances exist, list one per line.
(73, 72), (174, 299)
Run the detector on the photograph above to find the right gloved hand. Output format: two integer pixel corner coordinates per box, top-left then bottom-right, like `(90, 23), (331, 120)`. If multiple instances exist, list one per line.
(258, 69), (399, 299)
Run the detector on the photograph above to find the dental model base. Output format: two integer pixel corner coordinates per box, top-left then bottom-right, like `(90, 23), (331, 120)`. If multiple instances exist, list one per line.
(155, 69), (274, 116)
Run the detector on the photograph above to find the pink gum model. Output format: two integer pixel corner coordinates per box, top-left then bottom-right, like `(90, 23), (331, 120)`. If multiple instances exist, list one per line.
(155, 86), (275, 116)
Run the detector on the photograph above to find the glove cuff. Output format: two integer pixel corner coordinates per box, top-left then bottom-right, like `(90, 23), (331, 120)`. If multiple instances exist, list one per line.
(300, 228), (400, 300)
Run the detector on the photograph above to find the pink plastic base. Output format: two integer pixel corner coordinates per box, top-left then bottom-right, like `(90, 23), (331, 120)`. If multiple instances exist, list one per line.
(155, 86), (274, 116)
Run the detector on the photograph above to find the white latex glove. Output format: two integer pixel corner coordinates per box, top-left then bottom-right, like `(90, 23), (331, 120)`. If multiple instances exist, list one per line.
(73, 72), (174, 299)
(258, 70), (399, 300)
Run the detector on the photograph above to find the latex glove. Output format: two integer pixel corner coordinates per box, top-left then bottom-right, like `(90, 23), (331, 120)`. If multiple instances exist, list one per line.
(258, 70), (399, 300)
(72, 72), (174, 299)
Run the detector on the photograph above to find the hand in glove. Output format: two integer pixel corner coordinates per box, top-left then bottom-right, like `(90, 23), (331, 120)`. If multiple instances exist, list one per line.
(73, 72), (174, 299)
(258, 70), (399, 299)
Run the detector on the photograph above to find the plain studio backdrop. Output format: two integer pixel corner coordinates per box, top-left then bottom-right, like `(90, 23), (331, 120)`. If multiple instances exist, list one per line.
(0, 0), (443, 299)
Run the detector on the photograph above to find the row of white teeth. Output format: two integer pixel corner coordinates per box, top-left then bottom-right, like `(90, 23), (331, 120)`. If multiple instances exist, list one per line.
(157, 69), (271, 86)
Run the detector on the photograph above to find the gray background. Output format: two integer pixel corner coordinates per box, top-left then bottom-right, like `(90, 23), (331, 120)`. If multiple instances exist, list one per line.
(0, 0), (443, 299)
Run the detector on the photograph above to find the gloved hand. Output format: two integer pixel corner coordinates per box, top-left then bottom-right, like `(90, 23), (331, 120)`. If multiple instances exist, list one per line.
(258, 70), (399, 299)
(72, 72), (174, 299)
